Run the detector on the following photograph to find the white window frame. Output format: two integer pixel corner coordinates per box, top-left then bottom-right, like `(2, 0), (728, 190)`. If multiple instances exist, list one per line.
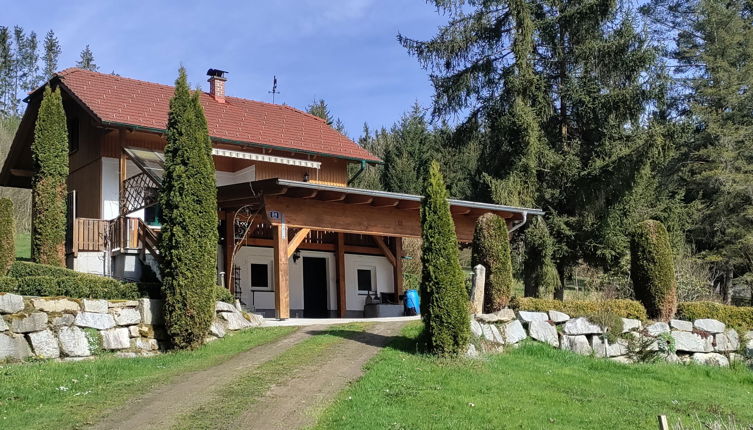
(356, 265), (377, 295)
(249, 260), (274, 292)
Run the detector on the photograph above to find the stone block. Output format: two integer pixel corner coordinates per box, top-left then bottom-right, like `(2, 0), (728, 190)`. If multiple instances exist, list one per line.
(476, 308), (516, 323)
(480, 323), (497, 344)
(215, 301), (237, 313)
(111, 308), (141, 326)
(610, 355), (634, 364)
(0, 332), (32, 360)
(0, 317), (7, 331)
(670, 319), (693, 332)
(621, 318), (642, 332)
(518, 311), (549, 323)
(714, 329), (739, 352)
(591, 335), (608, 358)
(470, 319), (483, 337)
(219, 311), (253, 331)
(672, 331), (713, 353)
(548, 310), (570, 323)
(607, 339), (629, 357)
(28, 329), (60, 359)
(692, 352), (729, 367)
(502, 320), (527, 344)
(139, 299), (164, 325)
(51, 313), (75, 327)
(108, 300), (139, 308)
(134, 337), (158, 351)
(694, 319), (725, 334)
(210, 320), (227, 338)
(128, 325), (140, 337)
(560, 335), (592, 355)
(563, 317), (602, 335)
(465, 343), (479, 358)
(31, 298), (80, 313)
(469, 264), (485, 315)
(58, 326), (90, 357)
(101, 327), (130, 350)
(0, 293), (24, 314)
(75, 312), (115, 330)
(529, 320), (558, 347)
(82, 299), (109, 313)
(645, 322), (670, 336)
(489, 324), (505, 344)
(9, 312), (48, 333)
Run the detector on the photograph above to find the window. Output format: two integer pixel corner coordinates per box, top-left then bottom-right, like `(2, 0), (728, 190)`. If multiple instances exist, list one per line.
(144, 204), (161, 227)
(251, 263), (270, 290)
(357, 267), (375, 293)
(67, 118), (79, 153)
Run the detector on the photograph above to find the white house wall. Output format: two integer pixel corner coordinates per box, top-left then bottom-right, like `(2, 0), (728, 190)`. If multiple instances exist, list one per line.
(101, 157), (144, 220)
(232, 245), (394, 317)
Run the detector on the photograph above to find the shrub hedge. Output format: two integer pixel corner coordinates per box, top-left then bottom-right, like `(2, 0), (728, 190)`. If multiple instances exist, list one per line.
(8, 261), (80, 279)
(0, 277), (19, 292)
(0, 198), (15, 275)
(471, 213), (514, 312)
(676, 301), (753, 331)
(215, 285), (234, 304)
(630, 220), (677, 321)
(509, 297), (649, 320)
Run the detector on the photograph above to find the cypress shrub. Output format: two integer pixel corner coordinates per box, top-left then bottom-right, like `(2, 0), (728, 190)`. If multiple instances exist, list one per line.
(0, 198), (14, 275)
(159, 68), (219, 349)
(471, 213), (514, 312)
(31, 85), (68, 267)
(630, 220), (677, 321)
(522, 217), (560, 298)
(420, 161), (470, 356)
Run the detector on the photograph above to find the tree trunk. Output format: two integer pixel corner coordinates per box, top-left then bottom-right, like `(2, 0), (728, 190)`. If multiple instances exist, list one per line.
(721, 268), (733, 305)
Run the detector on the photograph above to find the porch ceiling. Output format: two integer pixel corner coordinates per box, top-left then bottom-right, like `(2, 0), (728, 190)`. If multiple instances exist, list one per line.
(217, 179), (543, 242)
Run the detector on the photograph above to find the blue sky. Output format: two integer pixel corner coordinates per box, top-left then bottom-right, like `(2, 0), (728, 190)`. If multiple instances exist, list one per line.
(4, 1), (446, 138)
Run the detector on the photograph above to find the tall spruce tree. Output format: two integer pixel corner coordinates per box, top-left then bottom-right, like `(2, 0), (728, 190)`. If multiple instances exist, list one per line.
(0, 27), (14, 116)
(31, 85), (68, 266)
(401, 0), (667, 297)
(420, 161), (469, 356)
(306, 98), (346, 133)
(42, 30), (61, 80)
(159, 68), (218, 349)
(76, 45), (98, 72)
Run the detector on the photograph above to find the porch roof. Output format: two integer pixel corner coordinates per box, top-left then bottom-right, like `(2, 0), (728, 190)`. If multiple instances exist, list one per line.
(217, 179), (543, 242)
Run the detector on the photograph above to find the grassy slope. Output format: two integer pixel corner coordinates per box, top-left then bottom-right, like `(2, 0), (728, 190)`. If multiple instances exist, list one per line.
(315, 323), (753, 430)
(15, 232), (30, 259)
(0, 326), (295, 429)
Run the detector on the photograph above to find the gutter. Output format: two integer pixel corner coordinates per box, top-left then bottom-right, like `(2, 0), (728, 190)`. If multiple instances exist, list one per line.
(508, 211), (529, 233)
(347, 160), (367, 186)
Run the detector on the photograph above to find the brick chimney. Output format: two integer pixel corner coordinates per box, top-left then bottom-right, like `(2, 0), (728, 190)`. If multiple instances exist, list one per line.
(207, 68), (228, 103)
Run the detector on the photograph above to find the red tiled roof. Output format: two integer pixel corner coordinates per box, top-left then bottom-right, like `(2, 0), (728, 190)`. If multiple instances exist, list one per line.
(54, 68), (381, 163)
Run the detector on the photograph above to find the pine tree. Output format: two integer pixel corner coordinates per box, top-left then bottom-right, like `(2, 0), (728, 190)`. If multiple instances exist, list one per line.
(76, 45), (98, 72)
(42, 30), (61, 80)
(31, 85), (68, 266)
(0, 198), (14, 275)
(522, 217), (560, 298)
(420, 161), (469, 356)
(306, 98), (346, 133)
(14, 28), (40, 94)
(159, 68), (219, 349)
(0, 27), (13, 116)
(630, 220), (677, 321)
(471, 213), (514, 311)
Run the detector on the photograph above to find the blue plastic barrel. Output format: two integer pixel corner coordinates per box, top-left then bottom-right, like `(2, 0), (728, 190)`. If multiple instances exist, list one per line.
(404, 289), (420, 315)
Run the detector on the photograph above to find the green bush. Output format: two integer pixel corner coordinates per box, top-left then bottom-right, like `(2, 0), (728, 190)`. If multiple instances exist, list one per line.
(630, 220), (677, 321)
(522, 217), (560, 298)
(7, 261), (80, 279)
(509, 297), (648, 320)
(15, 276), (60, 296)
(676, 301), (753, 331)
(215, 285), (234, 304)
(471, 213), (514, 312)
(419, 161), (470, 357)
(587, 311), (624, 343)
(31, 85), (68, 267)
(159, 68), (219, 349)
(0, 277), (19, 292)
(0, 198), (15, 275)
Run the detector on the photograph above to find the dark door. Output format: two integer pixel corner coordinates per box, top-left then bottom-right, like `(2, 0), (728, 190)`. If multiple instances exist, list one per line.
(303, 257), (329, 318)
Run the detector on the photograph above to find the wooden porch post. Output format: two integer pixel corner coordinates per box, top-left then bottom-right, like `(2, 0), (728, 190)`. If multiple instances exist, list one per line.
(224, 211), (234, 292)
(336, 232), (346, 318)
(391, 237), (404, 302)
(273, 224), (290, 319)
(118, 146), (127, 249)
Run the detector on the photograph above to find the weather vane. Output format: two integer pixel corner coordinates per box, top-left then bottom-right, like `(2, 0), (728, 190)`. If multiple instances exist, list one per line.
(269, 76), (280, 104)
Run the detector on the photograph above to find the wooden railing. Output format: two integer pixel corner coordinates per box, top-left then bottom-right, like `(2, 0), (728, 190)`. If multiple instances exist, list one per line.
(72, 218), (110, 255)
(137, 218), (160, 263)
(70, 216), (158, 257)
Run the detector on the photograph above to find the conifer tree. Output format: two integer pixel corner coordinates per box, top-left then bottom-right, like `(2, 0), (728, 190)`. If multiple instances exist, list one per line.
(471, 213), (514, 311)
(420, 161), (469, 356)
(31, 85), (68, 266)
(630, 220), (677, 321)
(159, 68), (218, 349)
(42, 30), (61, 80)
(76, 45), (98, 72)
(0, 198), (14, 275)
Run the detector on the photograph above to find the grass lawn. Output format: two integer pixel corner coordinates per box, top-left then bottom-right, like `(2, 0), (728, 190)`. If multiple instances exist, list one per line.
(0, 326), (295, 429)
(15, 232), (30, 259)
(315, 322), (753, 430)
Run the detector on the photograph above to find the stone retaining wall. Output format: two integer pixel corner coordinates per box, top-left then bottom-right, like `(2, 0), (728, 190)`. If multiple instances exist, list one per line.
(469, 309), (753, 367)
(0, 292), (262, 362)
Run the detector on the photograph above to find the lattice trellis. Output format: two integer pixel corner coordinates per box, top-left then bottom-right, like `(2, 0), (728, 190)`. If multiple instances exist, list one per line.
(121, 172), (160, 215)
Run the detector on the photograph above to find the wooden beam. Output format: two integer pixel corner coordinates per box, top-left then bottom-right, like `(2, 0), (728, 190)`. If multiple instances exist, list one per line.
(286, 228), (311, 258)
(344, 195), (374, 205)
(372, 236), (396, 267)
(392, 237), (404, 301)
(336, 232), (346, 318)
(316, 190), (346, 202)
(450, 206), (472, 215)
(396, 200), (421, 210)
(371, 197), (399, 208)
(224, 211), (234, 292)
(273, 224), (290, 319)
(242, 237), (386, 256)
(286, 188), (319, 199)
